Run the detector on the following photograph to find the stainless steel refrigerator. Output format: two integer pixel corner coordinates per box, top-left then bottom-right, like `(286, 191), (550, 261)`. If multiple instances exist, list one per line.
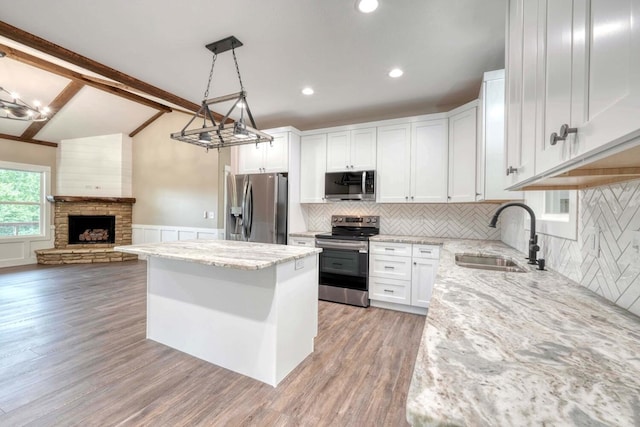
(225, 173), (288, 244)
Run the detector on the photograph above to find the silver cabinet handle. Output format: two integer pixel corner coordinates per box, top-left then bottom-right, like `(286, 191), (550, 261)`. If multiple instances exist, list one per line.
(383, 289), (394, 293)
(384, 247), (395, 251)
(350, 165), (354, 168)
(550, 123), (577, 146)
(413, 261), (417, 265)
(420, 249), (431, 254)
(384, 265), (395, 270)
(411, 196), (414, 200)
(506, 166), (518, 175)
(405, 196), (409, 200)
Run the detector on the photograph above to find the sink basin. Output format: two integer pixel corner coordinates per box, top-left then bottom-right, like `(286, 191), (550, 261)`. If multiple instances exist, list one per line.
(454, 253), (527, 273)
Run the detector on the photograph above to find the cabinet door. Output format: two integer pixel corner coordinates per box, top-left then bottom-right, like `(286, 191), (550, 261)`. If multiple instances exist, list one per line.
(448, 107), (477, 202)
(411, 258), (438, 308)
(411, 119), (448, 203)
(263, 132), (289, 173)
(326, 131), (351, 172)
(376, 124), (412, 203)
(300, 134), (327, 203)
(350, 128), (377, 170)
(537, 0), (574, 174)
(237, 142), (265, 174)
(576, 0), (640, 156)
(505, 0), (525, 187)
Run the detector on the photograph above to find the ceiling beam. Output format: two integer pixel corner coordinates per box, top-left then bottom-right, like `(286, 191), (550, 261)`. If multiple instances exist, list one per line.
(0, 133), (57, 147)
(129, 111), (165, 138)
(21, 80), (84, 140)
(0, 21), (203, 113)
(0, 43), (173, 113)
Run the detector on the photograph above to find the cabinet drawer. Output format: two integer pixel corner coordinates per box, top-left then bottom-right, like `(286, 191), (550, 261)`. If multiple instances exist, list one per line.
(370, 254), (411, 280)
(369, 242), (412, 257)
(412, 245), (440, 259)
(289, 237), (315, 247)
(370, 276), (410, 304)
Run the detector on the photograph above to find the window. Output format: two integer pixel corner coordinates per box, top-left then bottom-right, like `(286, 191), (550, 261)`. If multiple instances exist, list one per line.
(525, 190), (577, 240)
(0, 161), (50, 239)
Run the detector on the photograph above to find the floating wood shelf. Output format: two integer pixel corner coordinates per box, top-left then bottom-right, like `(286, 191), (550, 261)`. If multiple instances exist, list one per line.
(46, 195), (136, 203)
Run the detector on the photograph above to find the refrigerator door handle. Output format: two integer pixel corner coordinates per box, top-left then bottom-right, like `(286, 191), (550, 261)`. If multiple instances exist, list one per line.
(240, 177), (248, 240)
(245, 180), (254, 239)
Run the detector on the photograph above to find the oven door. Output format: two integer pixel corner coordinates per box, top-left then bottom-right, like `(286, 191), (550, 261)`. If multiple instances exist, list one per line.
(316, 239), (368, 291)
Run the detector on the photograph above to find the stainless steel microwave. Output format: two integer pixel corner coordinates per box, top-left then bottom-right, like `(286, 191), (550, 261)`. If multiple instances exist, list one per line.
(324, 170), (375, 201)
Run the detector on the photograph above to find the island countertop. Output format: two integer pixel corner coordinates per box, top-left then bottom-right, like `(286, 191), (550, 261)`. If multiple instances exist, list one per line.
(406, 238), (640, 426)
(115, 239), (321, 270)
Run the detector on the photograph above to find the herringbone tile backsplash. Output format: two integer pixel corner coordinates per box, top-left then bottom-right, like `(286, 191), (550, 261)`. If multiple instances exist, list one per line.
(302, 202), (502, 240)
(501, 179), (640, 317)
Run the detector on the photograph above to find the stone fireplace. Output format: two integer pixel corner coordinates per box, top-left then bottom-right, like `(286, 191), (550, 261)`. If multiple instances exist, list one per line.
(35, 196), (138, 264)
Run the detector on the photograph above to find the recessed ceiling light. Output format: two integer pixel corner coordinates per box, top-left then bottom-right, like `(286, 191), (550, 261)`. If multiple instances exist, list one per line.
(388, 68), (404, 78)
(302, 87), (314, 96)
(356, 0), (379, 13)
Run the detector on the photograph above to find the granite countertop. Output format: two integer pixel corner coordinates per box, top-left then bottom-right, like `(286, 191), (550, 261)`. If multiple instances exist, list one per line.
(406, 239), (640, 426)
(370, 235), (447, 245)
(288, 231), (324, 238)
(115, 240), (321, 270)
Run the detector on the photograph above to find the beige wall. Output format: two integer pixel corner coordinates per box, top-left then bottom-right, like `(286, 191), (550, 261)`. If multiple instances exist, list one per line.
(0, 138), (57, 194)
(132, 112), (220, 228)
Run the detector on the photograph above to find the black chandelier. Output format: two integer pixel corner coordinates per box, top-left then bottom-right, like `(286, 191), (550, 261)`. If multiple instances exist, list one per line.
(0, 86), (49, 122)
(170, 36), (273, 150)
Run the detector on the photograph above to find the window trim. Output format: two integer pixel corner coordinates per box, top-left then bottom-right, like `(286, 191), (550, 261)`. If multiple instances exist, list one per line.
(524, 190), (578, 240)
(0, 160), (51, 242)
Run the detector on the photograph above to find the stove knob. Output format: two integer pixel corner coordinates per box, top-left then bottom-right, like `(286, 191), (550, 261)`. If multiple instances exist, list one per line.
(371, 218), (377, 223)
(337, 217), (343, 222)
(365, 218), (371, 223)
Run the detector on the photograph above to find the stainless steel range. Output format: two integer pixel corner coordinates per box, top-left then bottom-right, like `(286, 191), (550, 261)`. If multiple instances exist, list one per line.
(315, 215), (380, 307)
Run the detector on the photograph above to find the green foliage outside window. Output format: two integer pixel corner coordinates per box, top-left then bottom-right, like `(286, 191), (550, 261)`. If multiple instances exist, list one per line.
(0, 169), (42, 236)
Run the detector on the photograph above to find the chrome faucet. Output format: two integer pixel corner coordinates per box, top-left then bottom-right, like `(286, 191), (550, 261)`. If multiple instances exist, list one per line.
(489, 202), (543, 268)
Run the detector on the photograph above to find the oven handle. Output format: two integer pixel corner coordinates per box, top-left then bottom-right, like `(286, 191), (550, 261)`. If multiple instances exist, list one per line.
(362, 170), (366, 196)
(315, 239), (368, 252)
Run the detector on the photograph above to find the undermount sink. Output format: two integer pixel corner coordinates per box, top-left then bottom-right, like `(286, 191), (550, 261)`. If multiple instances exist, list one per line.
(454, 253), (527, 273)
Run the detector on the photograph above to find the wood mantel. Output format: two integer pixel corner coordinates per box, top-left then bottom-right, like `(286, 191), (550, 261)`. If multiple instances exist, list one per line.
(47, 195), (136, 203)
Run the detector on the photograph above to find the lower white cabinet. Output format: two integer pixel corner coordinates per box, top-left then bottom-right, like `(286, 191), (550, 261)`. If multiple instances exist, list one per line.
(288, 236), (315, 247)
(369, 241), (439, 314)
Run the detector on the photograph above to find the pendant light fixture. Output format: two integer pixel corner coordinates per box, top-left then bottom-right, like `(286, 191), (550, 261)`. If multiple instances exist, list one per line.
(0, 86), (49, 121)
(170, 36), (273, 150)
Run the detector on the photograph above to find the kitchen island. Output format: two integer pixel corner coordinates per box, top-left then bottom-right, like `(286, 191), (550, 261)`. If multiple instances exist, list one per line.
(115, 239), (321, 387)
(399, 238), (640, 426)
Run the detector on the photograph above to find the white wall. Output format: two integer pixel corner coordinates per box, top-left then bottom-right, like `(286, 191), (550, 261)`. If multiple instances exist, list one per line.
(501, 179), (640, 317)
(57, 133), (132, 197)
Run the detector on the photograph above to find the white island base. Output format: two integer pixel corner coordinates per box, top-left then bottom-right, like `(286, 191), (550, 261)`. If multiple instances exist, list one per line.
(146, 255), (318, 387)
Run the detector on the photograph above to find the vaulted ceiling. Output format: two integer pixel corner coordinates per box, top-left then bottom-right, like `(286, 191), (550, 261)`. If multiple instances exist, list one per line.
(0, 0), (507, 147)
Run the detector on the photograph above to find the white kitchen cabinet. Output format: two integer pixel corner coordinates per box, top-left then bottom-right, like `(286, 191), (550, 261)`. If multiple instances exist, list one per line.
(326, 128), (376, 172)
(412, 119), (449, 203)
(300, 134), (327, 203)
(236, 131), (289, 174)
(369, 241), (440, 314)
(411, 258), (438, 308)
(288, 236), (315, 247)
(477, 69), (522, 201)
(506, 0), (640, 188)
(376, 124), (412, 203)
(447, 102), (477, 202)
(505, 0), (539, 188)
(377, 119), (448, 203)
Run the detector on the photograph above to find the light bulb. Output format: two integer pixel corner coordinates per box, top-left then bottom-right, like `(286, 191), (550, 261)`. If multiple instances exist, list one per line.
(357, 0), (379, 13)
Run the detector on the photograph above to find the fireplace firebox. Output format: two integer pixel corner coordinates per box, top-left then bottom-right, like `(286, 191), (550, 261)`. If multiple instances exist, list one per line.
(68, 215), (116, 244)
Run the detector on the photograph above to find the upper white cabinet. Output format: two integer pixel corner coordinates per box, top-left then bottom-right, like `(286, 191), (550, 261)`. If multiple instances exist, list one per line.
(447, 102), (477, 203)
(326, 128), (376, 172)
(300, 134), (327, 203)
(477, 70), (522, 201)
(236, 131), (289, 174)
(377, 119), (449, 203)
(376, 124), (412, 203)
(506, 0), (640, 188)
(412, 119), (449, 203)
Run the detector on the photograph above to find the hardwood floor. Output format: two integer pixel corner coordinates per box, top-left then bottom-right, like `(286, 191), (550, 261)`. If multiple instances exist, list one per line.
(0, 261), (425, 426)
